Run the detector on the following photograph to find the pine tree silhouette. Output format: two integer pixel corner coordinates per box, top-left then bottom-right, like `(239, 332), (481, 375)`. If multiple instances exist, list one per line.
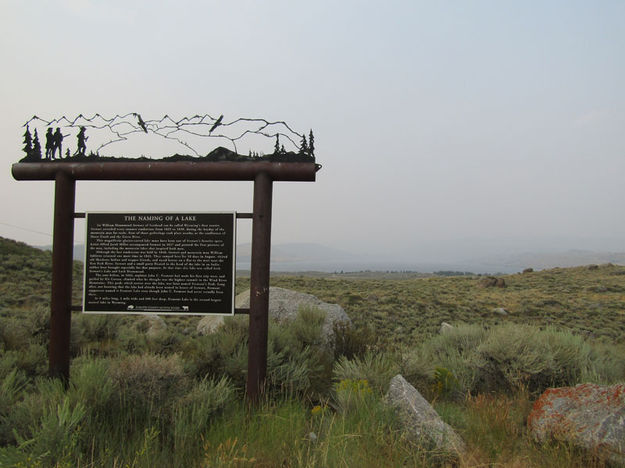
(274, 135), (280, 154)
(308, 130), (315, 157)
(299, 134), (308, 155)
(22, 126), (33, 159)
(32, 129), (42, 160)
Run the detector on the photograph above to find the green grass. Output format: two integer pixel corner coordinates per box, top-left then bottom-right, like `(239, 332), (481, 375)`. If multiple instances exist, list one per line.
(269, 264), (625, 347)
(1, 236), (624, 466)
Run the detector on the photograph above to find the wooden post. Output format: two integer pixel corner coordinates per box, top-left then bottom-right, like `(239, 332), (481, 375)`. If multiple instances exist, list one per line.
(246, 171), (273, 402)
(48, 171), (75, 383)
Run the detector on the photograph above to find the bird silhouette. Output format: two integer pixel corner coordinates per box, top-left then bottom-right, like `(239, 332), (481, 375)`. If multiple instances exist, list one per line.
(133, 113), (148, 133)
(209, 114), (223, 134)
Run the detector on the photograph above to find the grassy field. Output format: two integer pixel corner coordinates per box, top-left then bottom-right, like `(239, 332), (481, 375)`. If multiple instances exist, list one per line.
(1, 236), (624, 467)
(264, 263), (625, 347)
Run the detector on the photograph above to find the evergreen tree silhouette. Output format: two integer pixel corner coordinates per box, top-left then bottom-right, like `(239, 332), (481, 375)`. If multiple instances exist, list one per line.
(22, 126), (33, 158)
(32, 129), (42, 160)
(308, 130), (315, 157)
(299, 134), (308, 155)
(274, 135), (280, 154)
(280, 144), (286, 154)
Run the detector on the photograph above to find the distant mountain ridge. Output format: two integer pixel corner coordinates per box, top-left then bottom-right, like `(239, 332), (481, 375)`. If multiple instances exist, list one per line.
(235, 242), (356, 263)
(34, 241), (625, 274)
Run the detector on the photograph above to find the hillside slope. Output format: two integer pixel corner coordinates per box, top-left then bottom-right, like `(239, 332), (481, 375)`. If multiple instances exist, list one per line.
(0, 237), (82, 312)
(3, 236), (625, 347)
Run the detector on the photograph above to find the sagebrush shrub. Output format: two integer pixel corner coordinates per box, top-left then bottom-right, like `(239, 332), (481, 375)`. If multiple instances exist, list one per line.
(332, 321), (376, 359)
(404, 323), (623, 396)
(477, 324), (592, 393)
(0, 369), (27, 444)
(403, 324), (485, 396)
(69, 357), (115, 415)
(291, 306), (326, 346)
(333, 351), (400, 395)
(109, 353), (189, 411)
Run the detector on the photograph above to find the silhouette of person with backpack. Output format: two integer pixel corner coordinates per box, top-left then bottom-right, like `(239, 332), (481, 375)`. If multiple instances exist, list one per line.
(45, 128), (54, 160)
(53, 128), (63, 159)
(76, 126), (88, 156)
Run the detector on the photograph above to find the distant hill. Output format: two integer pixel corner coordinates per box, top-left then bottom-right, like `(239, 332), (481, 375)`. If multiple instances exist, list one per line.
(36, 244), (85, 262)
(0, 237), (82, 310)
(459, 250), (625, 273)
(37, 242), (357, 269)
(236, 242), (356, 266)
(33, 239), (625, 274)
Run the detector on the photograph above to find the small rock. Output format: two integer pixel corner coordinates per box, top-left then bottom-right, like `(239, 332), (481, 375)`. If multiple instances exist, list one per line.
(522, 268), (534, 274)
(588, 264), (599, 270)
(385, 375), (466, 458)
(492, 307), (508, 316)
(478, 276), (506, 288)
(528, 383), (625, 465)
(307, 432), (317, 443)
(439, 322), (454, 334)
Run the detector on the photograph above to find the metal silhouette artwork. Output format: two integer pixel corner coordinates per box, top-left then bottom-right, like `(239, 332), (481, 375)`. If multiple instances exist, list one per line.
(76, 126), (88, 156)
(19, 114), (316, 163)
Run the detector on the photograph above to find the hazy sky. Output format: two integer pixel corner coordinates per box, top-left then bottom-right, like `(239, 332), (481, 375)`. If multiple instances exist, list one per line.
(1, 1), (624, 262)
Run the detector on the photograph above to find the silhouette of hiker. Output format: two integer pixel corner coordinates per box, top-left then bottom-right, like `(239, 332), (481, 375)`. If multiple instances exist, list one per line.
(45, 128), (54, 160)
(53, 128), (63, 159)
(76, 126), (88, 156)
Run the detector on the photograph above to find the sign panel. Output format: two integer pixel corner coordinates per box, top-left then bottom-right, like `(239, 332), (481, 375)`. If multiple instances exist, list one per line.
(83, 212), (236, 315)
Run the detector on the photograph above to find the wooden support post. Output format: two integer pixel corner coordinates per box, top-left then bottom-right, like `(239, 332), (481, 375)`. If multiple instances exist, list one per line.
(246, 171), (273, 403)
(48, 171), (75, 384)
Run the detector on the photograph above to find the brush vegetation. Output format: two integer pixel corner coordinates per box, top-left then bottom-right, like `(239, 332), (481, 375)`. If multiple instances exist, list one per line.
(1, 236), (624, 466)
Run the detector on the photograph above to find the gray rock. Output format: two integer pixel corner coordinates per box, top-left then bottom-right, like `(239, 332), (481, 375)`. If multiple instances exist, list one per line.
(492, 307), (508, 316)
(234, 287), (351, 345)
(385, 374), (466, 458)
(439, 322), (454, 334)
(197, 315), (225, 335)
(137, 314), (167, 338)
(528, 383), (625, 465)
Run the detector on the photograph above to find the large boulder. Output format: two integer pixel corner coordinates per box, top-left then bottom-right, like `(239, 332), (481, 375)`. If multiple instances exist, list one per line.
(528, 383), (625, 465)
(235, 286), (351, 341)
(197, 287), (351, 345)
(137, 314), (167, 338)
(385, 374), (466, 459)
(196, 315), (225, 335)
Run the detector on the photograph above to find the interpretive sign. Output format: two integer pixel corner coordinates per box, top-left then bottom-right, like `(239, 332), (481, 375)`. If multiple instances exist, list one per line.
(83, 212), (236, 315)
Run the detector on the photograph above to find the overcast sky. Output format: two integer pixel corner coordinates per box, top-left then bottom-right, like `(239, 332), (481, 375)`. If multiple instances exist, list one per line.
(1, 1), (624, 262)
